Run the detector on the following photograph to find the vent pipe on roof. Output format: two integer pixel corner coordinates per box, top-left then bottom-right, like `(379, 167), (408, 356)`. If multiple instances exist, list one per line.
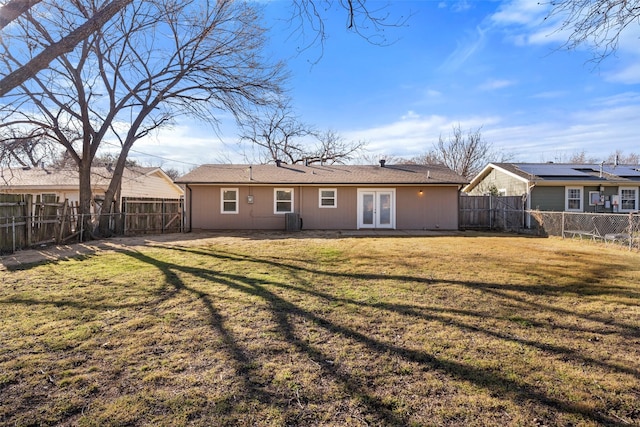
(379, 159), (386, 167)
(275, 159), (282, 167)
(599, 161), (604, 178)
(249, 165), (253, 181)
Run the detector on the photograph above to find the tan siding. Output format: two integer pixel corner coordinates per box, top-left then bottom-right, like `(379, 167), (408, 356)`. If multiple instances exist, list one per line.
(396, 186), (459, 230)
(120, 173), (183, 199)
(299, 187), (357, 229)
(189, 185), (295, 230)
(187, 184), (460, 231)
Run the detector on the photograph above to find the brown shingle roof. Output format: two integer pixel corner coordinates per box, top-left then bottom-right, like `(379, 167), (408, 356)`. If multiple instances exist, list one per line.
(176, 163), (468, 185)
(0, 166), (160, 189)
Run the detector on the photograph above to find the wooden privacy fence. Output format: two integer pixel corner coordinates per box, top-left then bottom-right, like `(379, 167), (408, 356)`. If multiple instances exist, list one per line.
(459, 195), (525, 231)
(0, 194), (76, 254)
(1, 194), (183, 253)
(122, 197), (183, 235)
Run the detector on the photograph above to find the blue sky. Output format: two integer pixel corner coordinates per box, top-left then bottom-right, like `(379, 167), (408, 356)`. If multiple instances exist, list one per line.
(131, 0), (640, 171)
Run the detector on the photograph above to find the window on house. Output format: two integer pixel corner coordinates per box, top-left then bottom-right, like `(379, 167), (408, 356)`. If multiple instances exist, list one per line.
(319, 188), (337, 208)
(221, 188), (238, 214)
(565, 187), (583, 211)
(274, 188), (293, 213)
(620, 187), (638, 212)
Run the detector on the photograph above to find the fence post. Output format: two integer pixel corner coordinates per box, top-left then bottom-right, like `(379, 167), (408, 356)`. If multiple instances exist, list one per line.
(629, 213), (634, 251)
(12, 216), (16, 253)
(561, 212), (565, 238)
(489, 195), (493, 230)
(162, 199), (165, 234)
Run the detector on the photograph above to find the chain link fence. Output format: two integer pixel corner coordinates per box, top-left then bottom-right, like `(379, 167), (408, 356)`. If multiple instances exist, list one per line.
(529, 210), (639, 250)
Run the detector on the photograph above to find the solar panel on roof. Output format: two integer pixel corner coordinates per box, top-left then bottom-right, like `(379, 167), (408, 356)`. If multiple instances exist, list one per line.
(517, 164), (593, 177)
(602, 165), (640, 177)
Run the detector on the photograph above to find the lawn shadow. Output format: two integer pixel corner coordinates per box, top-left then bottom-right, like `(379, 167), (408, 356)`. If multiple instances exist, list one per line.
(121, 246), (631, 425)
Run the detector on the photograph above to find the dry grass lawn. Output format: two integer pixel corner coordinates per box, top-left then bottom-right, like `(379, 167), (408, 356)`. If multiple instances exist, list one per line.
(1, 232), (639, 426)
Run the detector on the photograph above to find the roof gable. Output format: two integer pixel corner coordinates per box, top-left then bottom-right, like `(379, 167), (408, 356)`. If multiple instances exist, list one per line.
(465, 163), (640, 192)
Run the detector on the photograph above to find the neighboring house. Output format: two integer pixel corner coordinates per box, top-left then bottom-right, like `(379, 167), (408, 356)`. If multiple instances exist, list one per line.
(464, 163), (640, 213)
(0, 165), (184, 209)
(175, 161), (468, 231)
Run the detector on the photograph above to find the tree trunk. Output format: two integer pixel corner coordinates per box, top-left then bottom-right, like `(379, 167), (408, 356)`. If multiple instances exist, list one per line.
(97, 146), (131, 237)
(77, 160), (94, 241)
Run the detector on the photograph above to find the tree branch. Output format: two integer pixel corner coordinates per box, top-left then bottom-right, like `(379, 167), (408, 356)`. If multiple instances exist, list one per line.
(0, 0), (132, 96)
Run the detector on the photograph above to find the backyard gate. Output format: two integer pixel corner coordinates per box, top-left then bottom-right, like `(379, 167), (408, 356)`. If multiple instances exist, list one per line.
(122, 197), (183, 235)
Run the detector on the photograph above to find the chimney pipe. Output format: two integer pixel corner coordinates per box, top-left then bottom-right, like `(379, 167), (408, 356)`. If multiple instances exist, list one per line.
(379, 159), (386, 167)
(275, 159), (282, 167)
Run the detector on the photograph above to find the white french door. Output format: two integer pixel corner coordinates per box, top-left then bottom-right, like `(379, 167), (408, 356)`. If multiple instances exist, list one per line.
(357, 189), (395, 229)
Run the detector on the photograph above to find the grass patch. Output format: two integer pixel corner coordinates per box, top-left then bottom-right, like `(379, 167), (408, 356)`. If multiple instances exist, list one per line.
(1, 234), (640, 425)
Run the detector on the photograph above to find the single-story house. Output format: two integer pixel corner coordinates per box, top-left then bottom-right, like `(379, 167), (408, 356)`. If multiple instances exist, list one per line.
(0, 165), (184, 208)
(464, 162), (640, 213)
(175, 161), (468, 231)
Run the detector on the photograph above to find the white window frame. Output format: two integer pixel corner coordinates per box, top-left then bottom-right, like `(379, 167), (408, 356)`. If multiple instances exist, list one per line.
(565, 186), (583, 212)
(220, 188), (239, 214)
(619, 187), (639, 212)
(588, 191), (601, 206)
(319, 188), (337, 208)
(274, 188), (294, 214)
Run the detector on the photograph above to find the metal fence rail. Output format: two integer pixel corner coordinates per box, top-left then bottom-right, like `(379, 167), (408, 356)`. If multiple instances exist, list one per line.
(529, 210), (639, 250)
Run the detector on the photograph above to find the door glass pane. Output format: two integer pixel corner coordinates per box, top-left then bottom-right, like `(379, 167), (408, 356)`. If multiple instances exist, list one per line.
(379, 193), (391, 225)
(363, 194), (374, 225)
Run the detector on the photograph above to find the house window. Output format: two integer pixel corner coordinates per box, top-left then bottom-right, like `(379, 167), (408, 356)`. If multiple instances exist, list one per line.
(589, 191), (602, 206)
(619, 187), (638, 212)
(274, 188), (293, 214)
(319, 188), (337, 208)
(221, 188), (238, 214)
(565, 187), (583, 211)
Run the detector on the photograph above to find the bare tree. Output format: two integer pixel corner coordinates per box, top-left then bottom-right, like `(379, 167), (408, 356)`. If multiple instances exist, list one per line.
(312, 129), (365, 164)
(607, 150), (640, 165)
(413, 124), (504, 180)
(568, 150), (598, 163)
(0, 0), (41, 30)
(289, 0), (409, 55)
(544, 0), (640, 61)
(0, 0), (404, 239)
(240, 103), (364, 165)
(239, 104), (313, 164)
(0, 129), (56, 168)
(0, 0), (132, 96)
(0, 0), (284, 238)
(0, 1), (405, 96)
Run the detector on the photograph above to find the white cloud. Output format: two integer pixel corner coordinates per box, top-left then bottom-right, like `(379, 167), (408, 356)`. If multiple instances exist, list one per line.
(531, 90), (567, 99)
(440, 26), (487, 72)
(605, 62), (640, 84)
(342, 112), (501, 157)
(490, 0), (549, 27)
(478, 79), (516, 91)
(336, 91), (640, 163)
